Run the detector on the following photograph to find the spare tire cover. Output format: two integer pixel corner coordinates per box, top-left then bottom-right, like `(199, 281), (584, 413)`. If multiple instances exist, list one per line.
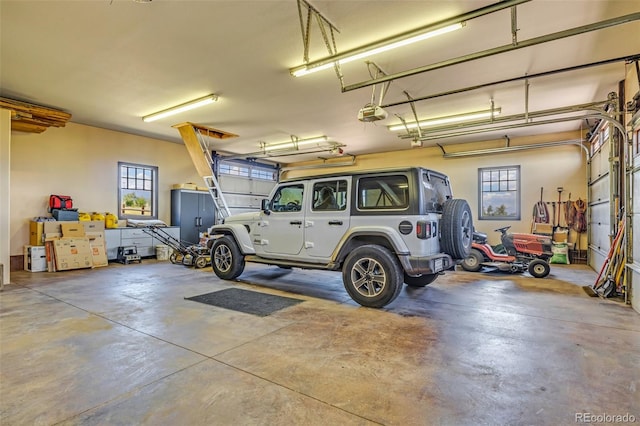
(441, 199), (473, 259)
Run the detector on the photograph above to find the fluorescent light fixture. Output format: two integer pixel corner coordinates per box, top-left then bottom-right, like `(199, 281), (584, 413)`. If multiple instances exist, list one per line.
(142, 94), (218, 123)
(388, 108), (501, 132)
(291, 23), (463, 77)
(261, 136), (329, 152)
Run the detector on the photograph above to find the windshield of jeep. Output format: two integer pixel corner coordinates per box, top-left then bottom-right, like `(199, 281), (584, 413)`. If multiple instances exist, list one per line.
(422, 171), (452, 213)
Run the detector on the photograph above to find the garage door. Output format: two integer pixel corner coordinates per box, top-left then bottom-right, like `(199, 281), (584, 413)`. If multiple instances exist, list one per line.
(628, 112), (640, 313)
(588, 124), (613, 274)
(217, 159), (277, 216)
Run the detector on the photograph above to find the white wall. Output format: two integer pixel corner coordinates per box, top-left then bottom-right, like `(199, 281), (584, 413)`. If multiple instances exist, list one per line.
(9, 122), (201, 256)
(1, 108), (11, 284)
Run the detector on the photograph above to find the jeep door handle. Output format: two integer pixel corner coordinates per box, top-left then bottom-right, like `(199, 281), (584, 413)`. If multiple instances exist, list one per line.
(328, 220), (343, 225)
(290, 220), (302, 225)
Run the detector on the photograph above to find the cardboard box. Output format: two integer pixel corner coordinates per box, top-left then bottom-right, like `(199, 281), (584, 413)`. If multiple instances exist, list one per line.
(44, 233), (62, 241)
(24, 245), (47, 272)
(54, 238), (93, 271)
(44, 221), (64, 234)
(86, 232), (108, 267)
(61, 223), (86, 237)
(553, 229), (568, 242)
(29, 221), (44, 246)
(83, 221), (105, 233)
(532, 223), (553, 235)
(45, 241), (56, 272)
(172, 183), (198, 190)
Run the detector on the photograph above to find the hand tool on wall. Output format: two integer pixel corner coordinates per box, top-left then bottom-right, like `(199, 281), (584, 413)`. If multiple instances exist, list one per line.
(554, 187), (563, 232)
(531, 187), (549, 232)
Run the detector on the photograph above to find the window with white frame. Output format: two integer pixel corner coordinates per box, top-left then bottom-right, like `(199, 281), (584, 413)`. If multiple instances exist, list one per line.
(478, 166), (520, 220)
(219, 160), (276, 181)
(118, 162), (158, 219)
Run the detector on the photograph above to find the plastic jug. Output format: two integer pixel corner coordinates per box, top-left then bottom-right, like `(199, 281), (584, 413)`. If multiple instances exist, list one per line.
(105, 212), (118, 229)
(91, 212), (105, 222)
(78, 212), (91, 221)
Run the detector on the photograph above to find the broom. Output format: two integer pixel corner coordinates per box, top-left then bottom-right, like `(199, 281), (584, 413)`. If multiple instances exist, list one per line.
(583, 218), (625, 297)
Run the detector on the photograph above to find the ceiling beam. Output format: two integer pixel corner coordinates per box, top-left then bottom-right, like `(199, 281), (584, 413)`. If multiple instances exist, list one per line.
(343, 12), (640, 92)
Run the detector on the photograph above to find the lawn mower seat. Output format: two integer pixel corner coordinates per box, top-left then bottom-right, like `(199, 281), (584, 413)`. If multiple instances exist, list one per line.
(472, 231), (487, 244)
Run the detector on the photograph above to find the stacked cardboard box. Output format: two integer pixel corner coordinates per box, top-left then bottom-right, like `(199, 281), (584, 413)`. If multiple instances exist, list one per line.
(24, 246), (47, 272)
(41, 221), (109, 271)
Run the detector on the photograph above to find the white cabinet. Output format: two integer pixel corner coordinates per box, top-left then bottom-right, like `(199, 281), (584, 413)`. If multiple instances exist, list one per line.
(105, 227), (180, 260)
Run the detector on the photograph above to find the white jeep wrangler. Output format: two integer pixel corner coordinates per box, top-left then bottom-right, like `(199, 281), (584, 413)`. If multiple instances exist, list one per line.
(209, 167), (472, 308)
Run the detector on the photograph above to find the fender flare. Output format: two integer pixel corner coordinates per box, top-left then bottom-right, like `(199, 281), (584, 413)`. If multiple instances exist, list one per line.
(333, 227), (410, 263)
(209, 224), (256, 255)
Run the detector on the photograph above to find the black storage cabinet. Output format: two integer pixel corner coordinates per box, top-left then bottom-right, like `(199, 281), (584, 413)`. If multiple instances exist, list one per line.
(171, 189), (215, 245)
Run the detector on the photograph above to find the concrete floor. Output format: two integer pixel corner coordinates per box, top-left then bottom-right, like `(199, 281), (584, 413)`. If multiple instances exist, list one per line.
(1, 260), (638, 425)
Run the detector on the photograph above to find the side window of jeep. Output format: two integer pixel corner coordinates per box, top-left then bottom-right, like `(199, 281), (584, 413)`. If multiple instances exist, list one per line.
(312, 180), (348, 211)
(357, 175), (409, 210)
(271, 184), (304, 212)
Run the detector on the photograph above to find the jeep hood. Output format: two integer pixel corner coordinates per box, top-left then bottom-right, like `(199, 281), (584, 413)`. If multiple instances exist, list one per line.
(223, 211), (261, 223)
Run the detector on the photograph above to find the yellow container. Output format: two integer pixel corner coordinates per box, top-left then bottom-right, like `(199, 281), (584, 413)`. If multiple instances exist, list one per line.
(91, 212), (105, 222)
(78, 212), (91, 221)
(105, 212), (118, 229)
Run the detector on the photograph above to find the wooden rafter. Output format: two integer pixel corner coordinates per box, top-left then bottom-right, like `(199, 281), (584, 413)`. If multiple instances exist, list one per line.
(0, 97), (72, 133)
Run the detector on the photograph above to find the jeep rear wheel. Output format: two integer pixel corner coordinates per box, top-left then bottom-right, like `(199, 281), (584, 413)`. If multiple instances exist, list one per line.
(404, 273), (438, 287)
(211, 236), (245, 280)
(342, 245), (403, 308)
(441, 199), (473, 260)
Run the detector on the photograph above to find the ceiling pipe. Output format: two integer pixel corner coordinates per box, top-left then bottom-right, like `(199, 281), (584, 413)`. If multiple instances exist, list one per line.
(343, 12), (640, 92)
(400, 108), (627, 147)
(397, 99), (613, 138)
(380, 54), (640, 109)
(436, 109), (629, 159)
(441, 139), (587, 158)
(280, 157), (357, 173)
(401, 113), (602, 141)
(290, 0), (531, 76)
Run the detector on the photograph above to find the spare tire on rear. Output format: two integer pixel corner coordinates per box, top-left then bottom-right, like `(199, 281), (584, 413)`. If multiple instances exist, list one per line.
(441, 199), (473, 259)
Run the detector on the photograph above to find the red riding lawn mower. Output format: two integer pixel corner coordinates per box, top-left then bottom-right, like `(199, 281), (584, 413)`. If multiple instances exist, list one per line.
(460, 226), (553, 278)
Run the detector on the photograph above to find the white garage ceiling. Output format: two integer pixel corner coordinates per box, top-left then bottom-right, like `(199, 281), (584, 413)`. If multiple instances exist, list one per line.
(1, 0), (639, 164)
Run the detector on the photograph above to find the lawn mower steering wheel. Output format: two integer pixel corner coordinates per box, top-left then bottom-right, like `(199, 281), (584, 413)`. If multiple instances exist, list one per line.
(494, 226), (511, 234)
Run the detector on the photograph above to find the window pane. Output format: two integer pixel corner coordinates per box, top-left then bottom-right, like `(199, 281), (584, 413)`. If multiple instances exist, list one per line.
(478, 166), (520, 220)
(118, 162), (157, 219)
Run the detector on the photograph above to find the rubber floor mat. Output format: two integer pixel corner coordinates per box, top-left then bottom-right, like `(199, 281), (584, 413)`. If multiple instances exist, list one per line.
(185, 288), (303, 316)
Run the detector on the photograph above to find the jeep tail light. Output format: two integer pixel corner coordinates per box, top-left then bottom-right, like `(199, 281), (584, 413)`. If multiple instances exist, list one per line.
(416, 220), (430, 239)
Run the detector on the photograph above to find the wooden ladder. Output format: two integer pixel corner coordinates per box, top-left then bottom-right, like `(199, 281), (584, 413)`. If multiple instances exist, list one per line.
(173, 122), (238, 223)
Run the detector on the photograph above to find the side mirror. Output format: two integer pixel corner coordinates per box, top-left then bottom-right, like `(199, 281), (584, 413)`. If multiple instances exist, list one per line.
(261, 198), (271, 215)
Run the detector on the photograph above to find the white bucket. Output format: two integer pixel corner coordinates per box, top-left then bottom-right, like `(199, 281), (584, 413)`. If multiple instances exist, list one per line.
(156, 245), (170, 261)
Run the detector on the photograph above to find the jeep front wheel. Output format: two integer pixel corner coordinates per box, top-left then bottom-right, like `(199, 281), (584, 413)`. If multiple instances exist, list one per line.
(342, 245), (403, 308)
(211, 236), (245, 280)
